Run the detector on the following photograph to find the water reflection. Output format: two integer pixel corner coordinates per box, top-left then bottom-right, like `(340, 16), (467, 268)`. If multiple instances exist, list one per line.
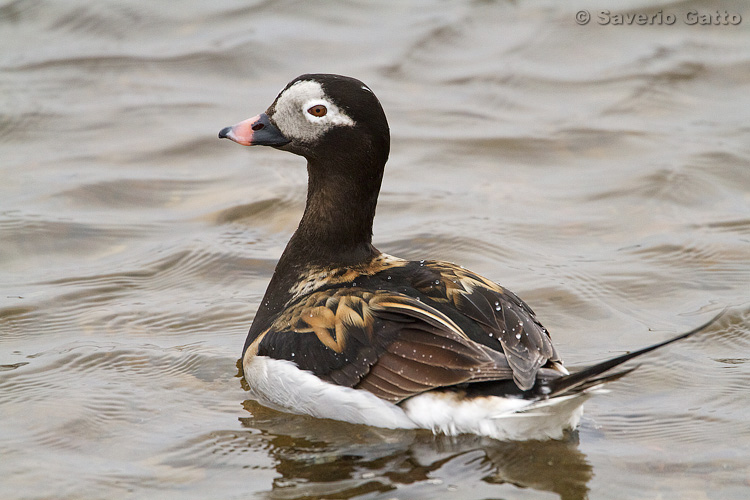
(240, 398), (592, 500)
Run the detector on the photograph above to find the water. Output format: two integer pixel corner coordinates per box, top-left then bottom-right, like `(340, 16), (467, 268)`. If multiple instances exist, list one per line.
(2, 0), (750, 498)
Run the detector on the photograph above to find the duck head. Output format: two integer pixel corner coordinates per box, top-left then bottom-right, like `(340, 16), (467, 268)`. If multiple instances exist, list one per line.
(219, 74), (392, 270)
(219, 74), (389, 165)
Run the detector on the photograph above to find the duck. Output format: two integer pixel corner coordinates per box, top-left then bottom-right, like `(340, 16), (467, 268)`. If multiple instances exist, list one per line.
(219, 74), (721, 440)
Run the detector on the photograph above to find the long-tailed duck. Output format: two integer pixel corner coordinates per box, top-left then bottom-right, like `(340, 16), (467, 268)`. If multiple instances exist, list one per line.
(219, 74), (720, 440)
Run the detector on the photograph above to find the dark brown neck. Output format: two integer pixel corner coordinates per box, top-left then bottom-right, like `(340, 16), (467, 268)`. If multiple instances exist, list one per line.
(282, 156), (382, 269)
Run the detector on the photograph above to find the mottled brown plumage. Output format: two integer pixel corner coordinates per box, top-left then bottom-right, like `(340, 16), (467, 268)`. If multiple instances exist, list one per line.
(221, 74), (722, 439)
(244, 256), (567, 403)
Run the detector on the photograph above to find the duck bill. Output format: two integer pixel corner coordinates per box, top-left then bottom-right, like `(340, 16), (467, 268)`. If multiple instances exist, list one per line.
(218, 113), (290, 146)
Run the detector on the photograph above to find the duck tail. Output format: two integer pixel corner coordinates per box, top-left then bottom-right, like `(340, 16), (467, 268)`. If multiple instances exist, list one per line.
(541, 310), (726, 399)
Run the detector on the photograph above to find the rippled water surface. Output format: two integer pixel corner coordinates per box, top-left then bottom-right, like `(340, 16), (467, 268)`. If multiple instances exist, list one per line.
(2, 1), (750, 499)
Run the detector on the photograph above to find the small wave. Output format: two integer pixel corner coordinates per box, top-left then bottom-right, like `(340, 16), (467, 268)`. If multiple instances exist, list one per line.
(56, 178), (211, 209)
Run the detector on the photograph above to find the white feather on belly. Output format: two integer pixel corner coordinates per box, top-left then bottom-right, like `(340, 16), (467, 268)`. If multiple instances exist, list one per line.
(401, 391), (586, 441)
(243, 355), (417, 429)
(243, 355), (585, 440)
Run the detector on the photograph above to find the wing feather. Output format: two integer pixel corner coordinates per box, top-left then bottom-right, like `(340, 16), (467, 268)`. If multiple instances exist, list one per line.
(420, 261), (560, 390)
(256, 287), (517, 403)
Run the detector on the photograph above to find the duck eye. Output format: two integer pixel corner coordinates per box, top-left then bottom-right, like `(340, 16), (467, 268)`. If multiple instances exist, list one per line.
(307, 105), (327, 117)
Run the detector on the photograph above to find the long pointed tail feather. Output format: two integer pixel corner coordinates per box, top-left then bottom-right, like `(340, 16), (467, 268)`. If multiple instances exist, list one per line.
(541, 310), (726, 399)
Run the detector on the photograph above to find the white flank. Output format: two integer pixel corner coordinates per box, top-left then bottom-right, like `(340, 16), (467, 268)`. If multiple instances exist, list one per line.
(244, 355), (586, 440)
(244, 355), (417, 429)
(401, 391), (586, 441)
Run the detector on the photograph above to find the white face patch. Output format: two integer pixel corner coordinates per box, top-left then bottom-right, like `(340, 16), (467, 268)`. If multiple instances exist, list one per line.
(271, 80), (355, 143)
